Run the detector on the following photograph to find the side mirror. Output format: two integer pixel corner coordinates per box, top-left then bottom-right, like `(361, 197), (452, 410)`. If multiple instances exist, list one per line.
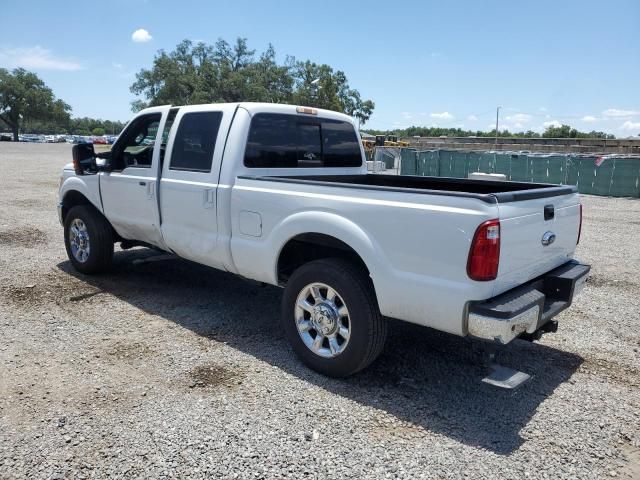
(95, 150), (112, 171)
(71, 143), (96, 175)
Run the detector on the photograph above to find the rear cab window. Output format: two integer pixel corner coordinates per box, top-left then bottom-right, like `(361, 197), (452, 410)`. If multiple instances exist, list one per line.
(244, 113), (362, 168)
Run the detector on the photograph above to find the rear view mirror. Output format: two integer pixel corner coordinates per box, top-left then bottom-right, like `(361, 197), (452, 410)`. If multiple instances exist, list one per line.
(71, 143), (96, 175)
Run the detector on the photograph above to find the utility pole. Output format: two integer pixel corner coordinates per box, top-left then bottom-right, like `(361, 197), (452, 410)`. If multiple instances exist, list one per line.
(495, 106), (501, 147)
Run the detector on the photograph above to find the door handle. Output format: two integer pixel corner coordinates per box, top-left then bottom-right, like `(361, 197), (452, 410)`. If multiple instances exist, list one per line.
(203, 188), (215, 209)
(139, 181), (147, 186)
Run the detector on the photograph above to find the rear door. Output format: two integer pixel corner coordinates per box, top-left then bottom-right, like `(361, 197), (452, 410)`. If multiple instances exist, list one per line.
(493, 193), (581, 295)
(159, 105), (236, 268)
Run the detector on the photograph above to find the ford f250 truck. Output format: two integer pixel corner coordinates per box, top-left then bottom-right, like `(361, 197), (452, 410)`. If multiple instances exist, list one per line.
(58, 103), (590, 380)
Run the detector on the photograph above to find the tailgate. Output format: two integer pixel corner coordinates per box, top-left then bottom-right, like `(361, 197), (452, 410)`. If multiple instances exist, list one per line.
(493, 192), (581, 296)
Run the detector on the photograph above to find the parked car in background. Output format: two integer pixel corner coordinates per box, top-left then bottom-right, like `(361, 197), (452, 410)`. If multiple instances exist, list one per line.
(70, 136), (92, 144)
(19, 134), (45, 143)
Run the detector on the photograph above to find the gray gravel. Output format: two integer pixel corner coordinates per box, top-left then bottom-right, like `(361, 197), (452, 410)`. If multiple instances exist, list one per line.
(1, 142), (639, 479)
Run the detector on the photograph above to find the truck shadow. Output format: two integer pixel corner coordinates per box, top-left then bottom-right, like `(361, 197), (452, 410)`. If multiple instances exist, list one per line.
(57, 250), (583, 455)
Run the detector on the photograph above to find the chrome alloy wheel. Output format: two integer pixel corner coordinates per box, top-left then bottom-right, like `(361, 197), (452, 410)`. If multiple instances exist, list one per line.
(69, 218), (91, 263)
(295, 282), (351, 358)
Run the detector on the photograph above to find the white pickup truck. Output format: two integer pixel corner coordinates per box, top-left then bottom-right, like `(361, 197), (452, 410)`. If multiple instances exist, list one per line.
(58, 103), (590, 379)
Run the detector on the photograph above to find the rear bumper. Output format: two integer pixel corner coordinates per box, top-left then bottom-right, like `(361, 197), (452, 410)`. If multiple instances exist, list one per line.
(467, 260), (590, 344)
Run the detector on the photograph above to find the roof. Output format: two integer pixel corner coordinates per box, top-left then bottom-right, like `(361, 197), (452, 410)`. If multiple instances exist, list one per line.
(140, 102), (355, 124)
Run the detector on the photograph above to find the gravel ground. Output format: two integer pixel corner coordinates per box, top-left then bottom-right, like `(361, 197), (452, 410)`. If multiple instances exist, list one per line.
(1, 142), (639, 479)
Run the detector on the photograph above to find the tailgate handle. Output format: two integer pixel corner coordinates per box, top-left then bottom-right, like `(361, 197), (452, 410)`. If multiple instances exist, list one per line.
(544, 205), (554, 221)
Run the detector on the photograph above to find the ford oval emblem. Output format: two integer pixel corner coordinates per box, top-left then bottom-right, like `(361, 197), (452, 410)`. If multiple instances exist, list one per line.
(541, 231), (556, 246)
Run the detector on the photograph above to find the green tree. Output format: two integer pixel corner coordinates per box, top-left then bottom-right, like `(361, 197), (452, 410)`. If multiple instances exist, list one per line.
(131, 39), (294, 109)
(290, 61), (375, 125)
(130, 38), (375, 125)
(0, 68), (71, 141)
(540, 124), (614, 139)
(92, 127), (105, 136)
(542, 124), (576, 138)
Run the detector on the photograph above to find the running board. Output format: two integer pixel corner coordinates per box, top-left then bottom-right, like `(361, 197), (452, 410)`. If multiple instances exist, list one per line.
(132, 253), (177, 265)
(482, 364), (531, 389)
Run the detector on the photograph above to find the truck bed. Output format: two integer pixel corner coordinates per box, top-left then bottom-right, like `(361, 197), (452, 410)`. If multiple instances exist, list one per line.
(239, 174), (577, 204)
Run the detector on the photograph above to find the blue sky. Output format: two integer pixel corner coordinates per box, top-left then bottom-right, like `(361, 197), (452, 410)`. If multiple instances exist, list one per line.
(1, 0), (639, 136)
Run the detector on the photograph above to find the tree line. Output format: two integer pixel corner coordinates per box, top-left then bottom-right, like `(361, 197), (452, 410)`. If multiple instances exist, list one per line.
(20, 117), (126, 137)
(0, 68), (126, 139)
(364, 124), (615, 139)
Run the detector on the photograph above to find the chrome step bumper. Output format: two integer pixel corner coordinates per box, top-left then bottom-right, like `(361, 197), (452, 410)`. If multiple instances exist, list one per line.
(467, 260), (590, 344)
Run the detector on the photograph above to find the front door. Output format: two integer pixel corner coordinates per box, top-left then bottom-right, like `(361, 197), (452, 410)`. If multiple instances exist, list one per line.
(159, 105), (234, 268)
(100, 107), (171, 248)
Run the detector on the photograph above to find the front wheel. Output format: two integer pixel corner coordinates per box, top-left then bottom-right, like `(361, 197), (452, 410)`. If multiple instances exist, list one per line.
(281, 258), (387, 377)
(64, 205), (114, 274)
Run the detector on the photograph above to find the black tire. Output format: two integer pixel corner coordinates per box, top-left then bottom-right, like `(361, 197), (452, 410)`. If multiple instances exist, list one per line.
(64, 205), (114, 274)
(281, 258), (387, 377)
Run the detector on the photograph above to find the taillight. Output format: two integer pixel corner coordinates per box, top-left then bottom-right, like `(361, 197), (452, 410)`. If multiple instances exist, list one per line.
(577, 204), (582, 245)
(467, 219), (501, 281)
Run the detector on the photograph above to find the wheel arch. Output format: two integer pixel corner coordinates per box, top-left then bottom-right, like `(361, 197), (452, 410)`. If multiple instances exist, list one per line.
(59, 176), (103, 222)
(60, 190), (92, 222)
(60, 184), (119, 240)
(272, 211), (386, 289)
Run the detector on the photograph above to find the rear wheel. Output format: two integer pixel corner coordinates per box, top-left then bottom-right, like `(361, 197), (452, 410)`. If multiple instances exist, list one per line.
(64, 205), (113, 274)
(281, 258), (387, 377)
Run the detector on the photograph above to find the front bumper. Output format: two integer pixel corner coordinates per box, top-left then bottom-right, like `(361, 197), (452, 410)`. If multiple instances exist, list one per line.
(57, 202), (64, 225)
(467, 260), (590, 344)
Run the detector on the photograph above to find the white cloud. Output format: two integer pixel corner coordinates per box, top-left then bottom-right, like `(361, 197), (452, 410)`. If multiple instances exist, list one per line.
(582, 115), (598, 123)
(506, 113), (532, 123)
(467, 115), (478, 121)
(602, 108), (639, 118)
(0, 46), (81, 71)
(430, 111), (454, 120)
(132, 28), (153, 43)
(620, 120), (640, 131)
(543, 120), (562, 128)
(400, 111), (413, 119)
(505, 113), (532, 129)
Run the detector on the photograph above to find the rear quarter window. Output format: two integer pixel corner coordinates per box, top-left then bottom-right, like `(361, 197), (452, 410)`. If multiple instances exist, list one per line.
(170, 111), (222, 172)
(244, 113), (362, 168)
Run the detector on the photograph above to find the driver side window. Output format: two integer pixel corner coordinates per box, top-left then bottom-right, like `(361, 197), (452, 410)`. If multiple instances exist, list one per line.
(111, 113), (161, 171)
